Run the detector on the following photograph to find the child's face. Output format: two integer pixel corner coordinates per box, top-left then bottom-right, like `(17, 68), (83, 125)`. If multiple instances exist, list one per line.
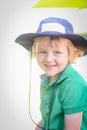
(35, 37), (69, 81)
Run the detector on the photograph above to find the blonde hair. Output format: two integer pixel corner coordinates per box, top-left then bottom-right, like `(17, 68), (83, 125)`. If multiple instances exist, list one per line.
(32, 36), (84, 64)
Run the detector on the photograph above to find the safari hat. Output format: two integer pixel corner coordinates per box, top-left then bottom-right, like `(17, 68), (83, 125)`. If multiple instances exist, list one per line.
(15, 17), (87, 55)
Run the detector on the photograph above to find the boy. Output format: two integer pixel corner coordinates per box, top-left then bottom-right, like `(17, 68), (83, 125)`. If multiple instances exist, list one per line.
(15, 17), (87, 130)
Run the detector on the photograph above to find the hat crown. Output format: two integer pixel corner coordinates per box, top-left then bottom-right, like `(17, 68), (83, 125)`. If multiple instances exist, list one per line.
(36, 17), (74, 34)
(15, 17), (87, 55)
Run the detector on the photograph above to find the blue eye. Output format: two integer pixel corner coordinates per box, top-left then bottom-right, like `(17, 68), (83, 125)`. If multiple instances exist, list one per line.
(54, 51), (61, 54)
(40, 51), (46, 53)
(38, 51), (46, 54)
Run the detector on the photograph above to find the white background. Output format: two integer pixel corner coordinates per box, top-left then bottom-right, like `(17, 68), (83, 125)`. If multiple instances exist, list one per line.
(0, 0), (87, 130)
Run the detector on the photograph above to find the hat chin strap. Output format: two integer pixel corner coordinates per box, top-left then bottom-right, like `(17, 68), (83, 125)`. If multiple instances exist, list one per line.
(41, 23), (65, 33)
(28, 49), (46, 130)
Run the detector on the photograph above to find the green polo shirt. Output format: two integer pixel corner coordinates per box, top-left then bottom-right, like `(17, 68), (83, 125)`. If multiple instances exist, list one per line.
(40, 64), (87, 130)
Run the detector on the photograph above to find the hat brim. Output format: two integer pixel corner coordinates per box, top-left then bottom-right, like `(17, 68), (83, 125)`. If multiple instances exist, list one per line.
(15, 33), (87, 55)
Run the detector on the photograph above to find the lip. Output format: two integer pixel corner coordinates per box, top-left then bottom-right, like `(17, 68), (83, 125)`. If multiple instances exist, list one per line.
(45, 65), (56, 69)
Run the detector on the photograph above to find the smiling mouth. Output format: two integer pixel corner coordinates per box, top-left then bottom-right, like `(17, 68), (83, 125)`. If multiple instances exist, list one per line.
(45, 65), (56, 69)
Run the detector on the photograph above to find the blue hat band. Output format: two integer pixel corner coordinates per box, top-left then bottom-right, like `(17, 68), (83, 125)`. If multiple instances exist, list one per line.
(37, 17), (74, 34)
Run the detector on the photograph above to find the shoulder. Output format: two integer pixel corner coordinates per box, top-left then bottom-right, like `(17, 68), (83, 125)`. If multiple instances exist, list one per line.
(62, 64), (87, 87)
(57, 66), (87, 100)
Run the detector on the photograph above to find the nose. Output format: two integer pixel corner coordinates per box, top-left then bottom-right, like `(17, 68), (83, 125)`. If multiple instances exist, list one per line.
(45, 52), (54, 62)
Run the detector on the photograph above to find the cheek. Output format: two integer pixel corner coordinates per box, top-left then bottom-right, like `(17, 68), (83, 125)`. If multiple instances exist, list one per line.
(57, 56), (69, 65)
(36, 55), (43, 65)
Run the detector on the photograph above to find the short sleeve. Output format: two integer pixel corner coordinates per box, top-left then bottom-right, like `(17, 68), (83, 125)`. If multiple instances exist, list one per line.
(60, 79), (87, 114)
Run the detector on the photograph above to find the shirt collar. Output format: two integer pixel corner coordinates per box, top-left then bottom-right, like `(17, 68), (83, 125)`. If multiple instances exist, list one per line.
(56, 64), (75, 83)
(40, 64), (75, 84)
